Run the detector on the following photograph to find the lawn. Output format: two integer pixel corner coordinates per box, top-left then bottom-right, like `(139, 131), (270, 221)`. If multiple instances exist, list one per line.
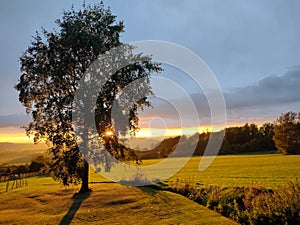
(0, 176), (236, 225)
(139, 154), (300, 188)
(89, 154), (300, 188)
(1, 154), (299, 224)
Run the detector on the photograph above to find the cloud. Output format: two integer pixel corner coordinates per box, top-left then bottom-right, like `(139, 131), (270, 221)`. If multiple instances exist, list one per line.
(225, 66), (300, 109)
(139, 67), (300, 127)
(0, 114), (31, 128)
(2, 0), (300, 125)
(3, 67), (299, 130)
(1, 67), (299, 133)
(111, 0), (300, 90)
(221, 66), (300, 124)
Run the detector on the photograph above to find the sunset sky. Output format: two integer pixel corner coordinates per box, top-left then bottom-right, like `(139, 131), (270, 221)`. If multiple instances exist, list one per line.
(1, 0), (300, 143)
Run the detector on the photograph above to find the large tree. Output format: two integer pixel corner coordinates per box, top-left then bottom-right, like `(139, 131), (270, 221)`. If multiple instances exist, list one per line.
(273, 112), (300, 155)
(15, 3), (161, 192)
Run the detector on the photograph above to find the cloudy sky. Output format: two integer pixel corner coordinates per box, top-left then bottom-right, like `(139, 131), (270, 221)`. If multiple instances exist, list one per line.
(0, 0), (300, 141)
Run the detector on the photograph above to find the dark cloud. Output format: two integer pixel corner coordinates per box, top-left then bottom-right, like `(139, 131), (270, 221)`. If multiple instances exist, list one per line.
(225, 66), (300, 109)
(2, 67), (299, 129)
(139, 67), (300, 127)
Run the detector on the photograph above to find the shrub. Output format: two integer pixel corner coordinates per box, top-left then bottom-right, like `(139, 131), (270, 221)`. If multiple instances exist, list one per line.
(168, 180), (300, 225)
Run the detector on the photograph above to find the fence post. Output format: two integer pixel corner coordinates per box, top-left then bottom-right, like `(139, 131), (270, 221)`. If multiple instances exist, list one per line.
(6, 181), (9, 192)
(11, 180), (15, 190)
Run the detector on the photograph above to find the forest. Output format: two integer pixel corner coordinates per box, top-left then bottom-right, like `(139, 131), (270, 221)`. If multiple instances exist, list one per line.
(137, 111), (300, 159)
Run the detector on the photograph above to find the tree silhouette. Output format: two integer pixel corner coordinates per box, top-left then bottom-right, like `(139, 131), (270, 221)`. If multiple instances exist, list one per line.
(15, 2), (161, 192)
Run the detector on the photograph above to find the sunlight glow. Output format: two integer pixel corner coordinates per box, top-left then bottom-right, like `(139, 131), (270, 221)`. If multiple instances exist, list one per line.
(134, 126), (212, 138)
(0, 128), (33, 143)
(105, 130), (114, 136)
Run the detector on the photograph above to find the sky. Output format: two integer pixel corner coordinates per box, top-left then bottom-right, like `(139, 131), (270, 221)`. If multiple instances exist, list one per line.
(0, 0), (300, 142)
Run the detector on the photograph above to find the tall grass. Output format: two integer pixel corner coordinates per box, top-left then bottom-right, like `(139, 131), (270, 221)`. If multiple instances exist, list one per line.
(169, 179), (300, 225)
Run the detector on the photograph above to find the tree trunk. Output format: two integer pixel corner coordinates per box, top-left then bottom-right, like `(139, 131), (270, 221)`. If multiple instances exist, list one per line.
(79, 159), (91, 193)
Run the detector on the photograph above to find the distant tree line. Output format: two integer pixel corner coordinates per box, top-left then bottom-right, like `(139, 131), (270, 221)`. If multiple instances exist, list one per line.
(137, 112), (300, 159)
(0, 155), (50, 175)
(219, 122), (275, 154)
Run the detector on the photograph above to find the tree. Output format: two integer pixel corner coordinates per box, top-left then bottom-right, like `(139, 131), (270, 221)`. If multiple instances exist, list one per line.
(273, 112), (300, 154)
(258, 123), (275, 151)
(15, 165), (29, 174)
(28, 161), (45, 172)
(15, 3), (161, 192)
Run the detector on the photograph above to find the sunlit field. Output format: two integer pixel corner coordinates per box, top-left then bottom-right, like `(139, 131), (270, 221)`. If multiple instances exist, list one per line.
(0, 142), (47, 165)
(89, 154), (300, 189)
(0, 176), (236, 225)
(1, 153), (299, 224)
(148, 154), (300, 188)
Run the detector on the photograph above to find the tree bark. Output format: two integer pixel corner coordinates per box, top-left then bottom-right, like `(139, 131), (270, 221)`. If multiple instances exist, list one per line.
(79, 159), (91, 193)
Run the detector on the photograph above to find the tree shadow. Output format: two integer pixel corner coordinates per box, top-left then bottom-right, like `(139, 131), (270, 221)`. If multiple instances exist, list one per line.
(59, 191), (91, 225)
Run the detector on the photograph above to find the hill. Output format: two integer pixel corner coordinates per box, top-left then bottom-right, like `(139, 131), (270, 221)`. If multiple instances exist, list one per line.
(125, 137), (161, 150)
(136, 136), (181, 159)
(0, 142), (47, 165)
(136, 134), (202, 159)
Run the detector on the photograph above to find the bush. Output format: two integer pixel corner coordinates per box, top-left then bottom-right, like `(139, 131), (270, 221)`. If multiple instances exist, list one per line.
(244, 181), (300, 225)
(15, 164), (29, 174)
(168, 180), (300, 225)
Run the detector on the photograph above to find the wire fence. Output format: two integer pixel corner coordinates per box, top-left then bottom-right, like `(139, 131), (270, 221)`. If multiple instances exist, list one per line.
(0, 172), (42, 194)
(0, 172), (41, 183)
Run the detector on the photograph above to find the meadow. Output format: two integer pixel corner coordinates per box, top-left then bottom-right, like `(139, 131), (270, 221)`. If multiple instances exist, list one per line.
(1, 153), (299, 224)
(0, 176), (236, 225)
(87, 153), (300, 224)
(90, 154), (300, 189)
(0, 142), (47, 165)
(165, 154), (300, 188)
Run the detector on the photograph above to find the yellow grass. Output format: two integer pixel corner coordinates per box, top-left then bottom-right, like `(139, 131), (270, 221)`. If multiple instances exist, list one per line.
(0, 176), (236, 225)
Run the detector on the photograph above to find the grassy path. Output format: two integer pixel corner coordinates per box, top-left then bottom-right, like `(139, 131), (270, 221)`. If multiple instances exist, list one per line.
(0, 176), (236, 225)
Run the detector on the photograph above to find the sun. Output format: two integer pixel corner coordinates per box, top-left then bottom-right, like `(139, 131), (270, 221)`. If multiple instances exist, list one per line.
(105, 130), (114, 136)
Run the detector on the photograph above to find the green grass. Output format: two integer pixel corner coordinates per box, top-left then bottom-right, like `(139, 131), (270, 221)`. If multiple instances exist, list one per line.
(1, 154), (299, 224)
(0, 176), (236, 225)
(141, 154), (300, 188)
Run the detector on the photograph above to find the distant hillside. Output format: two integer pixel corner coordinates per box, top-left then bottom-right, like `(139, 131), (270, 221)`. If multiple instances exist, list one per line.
(136, 134), (205, 159)
(0, 142), (48, 165)
(136, 136), (181, 159)
(125, 137), (162, 150)
(135, 125), (277, 159)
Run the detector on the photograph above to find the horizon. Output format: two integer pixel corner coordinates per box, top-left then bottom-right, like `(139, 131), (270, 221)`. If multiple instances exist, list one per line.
(0, 119), (277, 144)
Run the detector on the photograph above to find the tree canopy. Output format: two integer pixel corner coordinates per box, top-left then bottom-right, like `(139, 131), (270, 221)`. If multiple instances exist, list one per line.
(15, 2), (161, 192)
(273, 112), (300, 155)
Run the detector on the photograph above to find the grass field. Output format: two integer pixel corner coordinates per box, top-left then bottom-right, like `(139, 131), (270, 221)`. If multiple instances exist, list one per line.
(1, 154), (299, 224)
(150, 154), (300, 188)
(88, 154), (300, 189)
(0, 142), (47, 165)
(0, 176), (236, 225)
